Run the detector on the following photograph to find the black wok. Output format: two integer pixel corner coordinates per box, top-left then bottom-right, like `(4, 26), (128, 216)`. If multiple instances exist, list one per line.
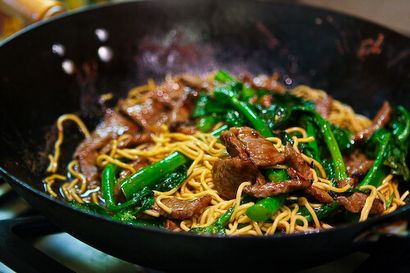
(1, 0), (410, 272)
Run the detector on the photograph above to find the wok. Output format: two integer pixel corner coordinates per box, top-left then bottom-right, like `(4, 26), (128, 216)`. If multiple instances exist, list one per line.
(1, 0), (410, 272)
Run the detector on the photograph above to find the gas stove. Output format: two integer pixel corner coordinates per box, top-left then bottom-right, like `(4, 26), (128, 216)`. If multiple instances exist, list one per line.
(0, 178), (409, 273)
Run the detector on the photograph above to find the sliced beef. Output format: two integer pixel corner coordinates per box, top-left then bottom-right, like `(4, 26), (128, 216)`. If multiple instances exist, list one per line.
(305, 186), (333, 203)
(119, 77), (197, 132)
(220, 129), (248, 159)
(164, 219), (179, 230)
(315, 95), (333, 119)
(284, 144), (313, 181)
(337, 192), (384, 215)
(99, 133), (151, 155)
(74, 109), (140, 185)
(212, 157), (265, 199)
(157, 195), (213, 220)
(220, 127), (285, 168)
(345, 152), (374, 178)
(169, 121), (198, 135)
(244, 179), (311, 198)
(354, 101), (392, 141)
(118, 158), (149, 181)
(177, 74), (210, 91)
(239, 73), (285, 94)
(260, 95), (273, 108)
(337, 177), (357, 188)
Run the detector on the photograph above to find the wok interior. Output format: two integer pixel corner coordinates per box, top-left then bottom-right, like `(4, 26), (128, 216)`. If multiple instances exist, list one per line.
(1, 0), (410, 218)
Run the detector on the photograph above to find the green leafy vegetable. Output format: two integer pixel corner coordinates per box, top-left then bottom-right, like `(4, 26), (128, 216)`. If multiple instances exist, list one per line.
(191, 208), (233, 235)
(196, 116), (217, 132)
(331, 124), (354, 152)
(192, 91), (208, 118)
(225, 110), (246, 127)
(360, 129), (391, 188)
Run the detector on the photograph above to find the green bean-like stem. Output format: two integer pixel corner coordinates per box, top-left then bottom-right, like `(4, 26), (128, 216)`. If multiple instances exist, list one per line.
(120, 125), (229, 200)
(312, 112), (347, 180)
(359, 131), (391, 188)
(305, 120), (321, 162)
(393, 106), (410, 142)
(102, 163), (118, 210)
(191, 208), (233, 235)
(214, 87), (273, 137)
(121, 152), (190, 200)
(246, 197), (285, 222)
(246, 170), (289, 221)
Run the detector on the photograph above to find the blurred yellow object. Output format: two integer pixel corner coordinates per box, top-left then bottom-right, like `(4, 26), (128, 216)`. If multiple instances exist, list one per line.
(65, 0), (87, 9)
(0, 0), (109, 40)
(65, 0), (108, 9)
(0, 13), (24, 40)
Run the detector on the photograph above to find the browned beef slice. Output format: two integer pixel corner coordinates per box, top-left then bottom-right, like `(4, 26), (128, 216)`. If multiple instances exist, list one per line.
(305, 186), (333, 203)
(118, 159), (149, 181)
(238, 73), (285, 94)
(158, 195), (213, 220)
(337, 177), (357, 188)
(164, 219), (179, 230)
(177, 74), (210, 91)
(315, 95), (333, 119)
(284, 144), (313, 181)
(220, 130), (248, 159)
(212, 157), (265, 200)
(337, 192), (384, 215)
(354, 101), (392, 141)
(260, 95), (273, 108)
(74, 109), (139, 185)
(220, 127), (285, 168)
(244, 179), (312, 198)
(118, 97), (168, 132)
(345, 152), (374, 178)
(118, 77), (197, 132)
(169, 121), (198, 135)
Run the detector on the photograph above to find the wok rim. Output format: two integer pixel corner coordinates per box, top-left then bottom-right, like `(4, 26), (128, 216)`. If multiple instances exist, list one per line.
(0, 0), (409, 242)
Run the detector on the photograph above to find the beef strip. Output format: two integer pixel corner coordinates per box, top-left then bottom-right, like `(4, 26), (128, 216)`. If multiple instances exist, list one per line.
(284, 144), (313, 181)
(354, 101), (392, 141)
(315, 95), (333, 119)
(169, 121), (198, 135)
(220, 127), (285, 168)
(212, 157), (265, 199)
(118, 77), (197, 133)
(238, 73), (286, 94)
(337, 192), (384, 215)
(156, 195), (213, 220)
(345, 152), (374, 178)
(177, 74), (211, 91)
(305, 186), (333, 203)
(74, 109), (140, 185)
(244, 179), (312, 198)
(164, 219), (179, 230)
(260, 95), (273, 108)
(99, 133), (151, 155)
(337, 177), (357, 188)
(118, 159), (149, 181)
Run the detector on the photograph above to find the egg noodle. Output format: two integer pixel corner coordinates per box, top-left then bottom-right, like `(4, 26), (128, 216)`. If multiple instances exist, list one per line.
(44, 82), (408, 235)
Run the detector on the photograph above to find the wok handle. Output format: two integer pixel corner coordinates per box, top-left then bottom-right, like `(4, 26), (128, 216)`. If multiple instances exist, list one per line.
(0, 0), (65, 23)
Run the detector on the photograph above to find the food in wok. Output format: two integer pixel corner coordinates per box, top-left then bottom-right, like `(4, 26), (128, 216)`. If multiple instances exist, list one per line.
(43, 70), (410, 236)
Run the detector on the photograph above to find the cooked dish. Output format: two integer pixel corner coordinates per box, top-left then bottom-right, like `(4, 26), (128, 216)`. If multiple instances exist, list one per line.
(43, 70), (410, 236)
